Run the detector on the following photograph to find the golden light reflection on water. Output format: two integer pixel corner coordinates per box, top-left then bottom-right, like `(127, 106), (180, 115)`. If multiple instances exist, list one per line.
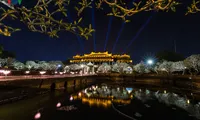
(82, 98), (112, 107)
(72, 94), (132, 108)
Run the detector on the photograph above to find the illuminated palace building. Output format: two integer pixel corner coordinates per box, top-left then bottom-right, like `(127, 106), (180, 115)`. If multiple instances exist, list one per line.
(69, 51), (132, 74)
(70, 51), (132, 65)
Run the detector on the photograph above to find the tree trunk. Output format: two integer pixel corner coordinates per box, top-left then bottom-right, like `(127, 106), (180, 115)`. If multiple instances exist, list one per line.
(182, 70), (185, 75)
(189, 69), (193, 76)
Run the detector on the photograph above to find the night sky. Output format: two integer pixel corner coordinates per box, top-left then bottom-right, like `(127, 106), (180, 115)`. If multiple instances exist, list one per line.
(0, 0), (200, 63)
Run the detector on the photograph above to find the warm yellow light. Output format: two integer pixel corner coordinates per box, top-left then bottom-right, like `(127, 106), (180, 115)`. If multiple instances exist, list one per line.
(164, 90), (167, 94)
(130, 95), (133, 98)
(187, 99), (190, 104)
(78, 92), (81, 97)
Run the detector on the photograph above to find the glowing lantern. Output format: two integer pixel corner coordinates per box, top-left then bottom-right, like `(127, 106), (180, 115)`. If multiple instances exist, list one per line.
(78, 92), (81, 97)
(164, 90), (167, 94)
(187, 99), (190, 104)
(39, 71), (46, 75)
(25, 71), (30, 74)
(56, 102), (61, 108)
(34, 112), (41, 119)
(70, 96), (73, 101)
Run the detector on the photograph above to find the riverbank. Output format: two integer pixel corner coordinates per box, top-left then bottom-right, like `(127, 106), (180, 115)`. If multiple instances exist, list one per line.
(0, 77), (95, 106)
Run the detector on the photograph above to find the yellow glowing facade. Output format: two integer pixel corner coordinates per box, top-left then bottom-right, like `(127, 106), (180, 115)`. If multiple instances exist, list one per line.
(70, 51), (132, 63)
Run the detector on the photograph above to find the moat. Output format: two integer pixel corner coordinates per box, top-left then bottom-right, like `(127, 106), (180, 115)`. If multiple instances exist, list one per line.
(0, 78), (200, 120)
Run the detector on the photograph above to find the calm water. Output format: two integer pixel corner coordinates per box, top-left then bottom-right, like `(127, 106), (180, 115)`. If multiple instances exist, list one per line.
(0, 82), (199, 120)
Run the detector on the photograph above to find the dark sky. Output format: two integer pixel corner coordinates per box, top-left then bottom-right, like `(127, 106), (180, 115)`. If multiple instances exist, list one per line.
(0, 0), (200, 63)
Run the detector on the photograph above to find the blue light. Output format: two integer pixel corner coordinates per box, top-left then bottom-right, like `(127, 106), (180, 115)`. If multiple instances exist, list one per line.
(126, 88), (133, 93)
(112, 22), (125, 53)
(58, 64), (61, 67)
(123, 12), (155, 53)
(67, 11), (85, 54)
(92, 1), (96, 51)
(104, 16), (113, 51)
(112, 0), (136, 53)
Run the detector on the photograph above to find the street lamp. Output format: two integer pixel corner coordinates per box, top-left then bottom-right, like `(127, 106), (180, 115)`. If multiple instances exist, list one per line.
(25, 71), (30, 78)
(39, 71), (46, 75)
(25, 71), (30, 74)
(3, 70), (11, 77)
(147, 59), (153, 65)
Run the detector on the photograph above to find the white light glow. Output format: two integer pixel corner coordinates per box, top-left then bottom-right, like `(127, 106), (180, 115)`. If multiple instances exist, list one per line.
(147, 59), (153, 65)
(70, 96), (73, 101)
(25, 71), (30, 74)
(0, 70), (4, 73)
(81, 64), (84, 68)
(34, 112), (41, 119)
(78, 92), (81, 97)
(39, 71), (46, 75)
(164, 90), (167, 94)
(187, 99), (190, 104)
(56, 102), (61, 108)
(3, 70), (11, 75)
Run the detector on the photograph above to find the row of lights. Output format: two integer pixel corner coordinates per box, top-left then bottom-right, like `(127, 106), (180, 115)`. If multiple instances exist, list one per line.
(0, 70), (66, 76)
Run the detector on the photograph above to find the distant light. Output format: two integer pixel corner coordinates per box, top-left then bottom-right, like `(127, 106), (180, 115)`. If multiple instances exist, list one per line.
(25, 71), (30, 74)
(58, 64), (61, 67)
(78, 92), (81, 97)
(70, 96), (73, 101)
(164, 90), (167, 94)
(147, 59), (153, 65)
(130, 95), (133, 98)
(39, 71), (46, 75)
(3, 70), (11, 75)
(81, 64), (84, 68)
(34, 112), (41, 119)
(56, 102), (61, 108)
(126, 88), (133, 94)
(187, 99), (190, 104)
(117, 87), (120, 91)
(139, 89), (142, 92)
(161, 68), (166, 71)
(92, 86), (95, 89)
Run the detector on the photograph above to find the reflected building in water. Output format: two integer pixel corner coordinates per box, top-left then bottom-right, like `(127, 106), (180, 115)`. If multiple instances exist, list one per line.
(71, 85), (133, 108)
